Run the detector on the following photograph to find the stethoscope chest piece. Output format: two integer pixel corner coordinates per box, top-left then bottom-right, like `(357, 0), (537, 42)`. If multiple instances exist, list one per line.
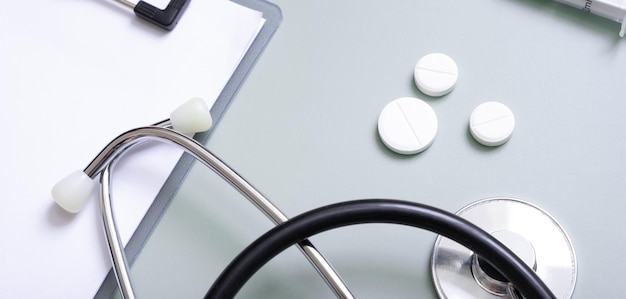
(431, 198), (577, 298)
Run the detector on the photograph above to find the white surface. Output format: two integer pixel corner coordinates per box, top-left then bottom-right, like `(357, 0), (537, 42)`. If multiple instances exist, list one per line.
(0, 1), (263, 298)
(414, 53), (459, 97)
(377, 97), (438, 154)
(469, 102), (515, 147)
(170, 97), (213, 134)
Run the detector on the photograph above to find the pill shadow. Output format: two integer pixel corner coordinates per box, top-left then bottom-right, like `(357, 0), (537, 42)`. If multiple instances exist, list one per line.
(465, 126), (503, 153)
(409, 75), (420, 96)
(408, 76), (440, 102)
(373, 126), (427, 160)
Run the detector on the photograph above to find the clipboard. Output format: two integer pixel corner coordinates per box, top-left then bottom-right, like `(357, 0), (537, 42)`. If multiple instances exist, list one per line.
(94, 0), (282, 297)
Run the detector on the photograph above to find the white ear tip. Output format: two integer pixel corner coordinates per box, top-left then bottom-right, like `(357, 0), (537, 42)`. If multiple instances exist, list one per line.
(170, 97), (213, 134)
(52, 170), (95, 213)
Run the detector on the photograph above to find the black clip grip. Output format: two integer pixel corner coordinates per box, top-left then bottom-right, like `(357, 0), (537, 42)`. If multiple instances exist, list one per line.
(134, 0), (191, 31)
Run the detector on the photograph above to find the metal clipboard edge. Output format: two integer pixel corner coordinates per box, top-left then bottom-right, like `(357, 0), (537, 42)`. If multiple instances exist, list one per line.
(94, 0), (282, 297)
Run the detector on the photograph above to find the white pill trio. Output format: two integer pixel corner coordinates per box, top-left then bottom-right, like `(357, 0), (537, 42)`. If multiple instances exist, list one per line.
(378, 53), (515, 155)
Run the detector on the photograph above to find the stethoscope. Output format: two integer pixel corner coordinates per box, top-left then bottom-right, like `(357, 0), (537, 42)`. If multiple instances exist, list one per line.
(52, 98), (575, 299)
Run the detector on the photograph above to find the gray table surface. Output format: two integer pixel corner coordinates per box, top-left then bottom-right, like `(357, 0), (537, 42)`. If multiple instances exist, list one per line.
(121, 0), (626, 298)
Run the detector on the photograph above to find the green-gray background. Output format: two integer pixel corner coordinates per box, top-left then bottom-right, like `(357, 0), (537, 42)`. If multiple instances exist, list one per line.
(120, 0), (626, 297)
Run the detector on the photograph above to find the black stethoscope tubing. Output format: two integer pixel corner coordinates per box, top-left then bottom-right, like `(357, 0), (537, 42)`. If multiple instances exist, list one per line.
(205, 199), (555, 299)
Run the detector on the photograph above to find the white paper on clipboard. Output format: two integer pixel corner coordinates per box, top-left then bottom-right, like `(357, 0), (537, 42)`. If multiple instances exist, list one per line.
(0, 0), (265, 297)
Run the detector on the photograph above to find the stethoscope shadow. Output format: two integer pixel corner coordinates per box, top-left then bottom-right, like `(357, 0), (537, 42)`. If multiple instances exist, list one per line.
(47, 201), (77, 226)
(240, 258), (439, 298)
(373, 123), (504, 159)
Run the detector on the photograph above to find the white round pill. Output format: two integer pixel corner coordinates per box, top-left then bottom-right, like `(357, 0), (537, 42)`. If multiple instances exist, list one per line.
(469, 101), (515, 147)
(378, 97), (438, 155)
(414, 53), (459, 97)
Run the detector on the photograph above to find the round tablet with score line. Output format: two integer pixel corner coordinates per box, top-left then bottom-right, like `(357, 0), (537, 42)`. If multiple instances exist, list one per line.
(378, 97), (438, 155)
(414, 53), (459, 97)
(469, 101), (515, 147)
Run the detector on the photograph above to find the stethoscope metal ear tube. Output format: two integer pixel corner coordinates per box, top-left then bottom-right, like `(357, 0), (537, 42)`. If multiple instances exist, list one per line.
(91, 123), (355, 299)
(100, 164), (135, 299)
(60, 100), (567, 298)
